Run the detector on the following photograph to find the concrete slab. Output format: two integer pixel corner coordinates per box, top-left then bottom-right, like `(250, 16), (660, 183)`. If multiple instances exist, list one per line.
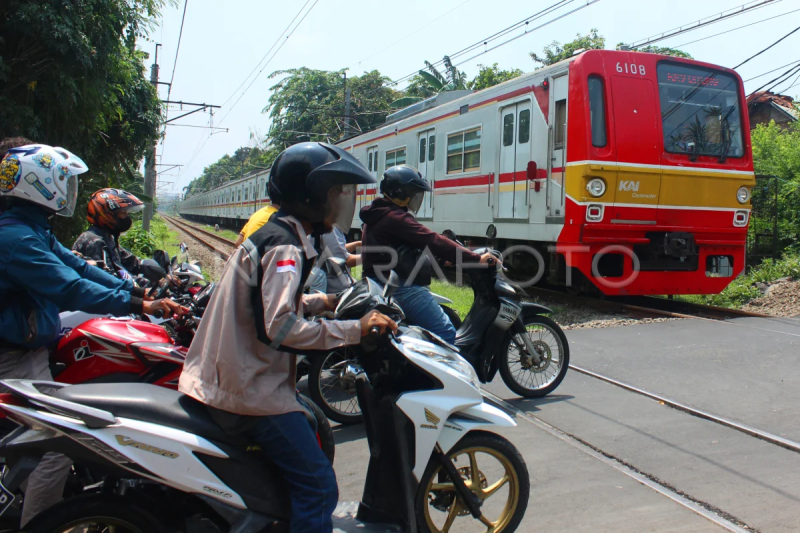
(483, 369), (800, 532)
(558, 318), (800, 442)
(332, 415), (725, 532)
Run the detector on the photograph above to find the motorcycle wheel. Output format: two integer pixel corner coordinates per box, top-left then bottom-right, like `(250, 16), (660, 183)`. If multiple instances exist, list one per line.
(415, 431), (529, 533)
(440, 305), (462, 330)
(308, 349), (363, 425)
(23, 494), (166, 533)
(498, 315), (569, 398)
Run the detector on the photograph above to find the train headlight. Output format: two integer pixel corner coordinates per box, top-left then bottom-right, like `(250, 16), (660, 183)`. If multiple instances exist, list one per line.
(736, 187), (751, 204)
(586, 178), (606, 197)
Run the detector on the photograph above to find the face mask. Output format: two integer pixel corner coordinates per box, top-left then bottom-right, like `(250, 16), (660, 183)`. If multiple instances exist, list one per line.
(116, 215), (132, 233)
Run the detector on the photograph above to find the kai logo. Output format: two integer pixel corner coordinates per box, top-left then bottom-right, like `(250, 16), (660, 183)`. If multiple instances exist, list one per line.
(115, 435), (179, 459)
(618, 180), (641, 192)
(421, 408), (440, 430)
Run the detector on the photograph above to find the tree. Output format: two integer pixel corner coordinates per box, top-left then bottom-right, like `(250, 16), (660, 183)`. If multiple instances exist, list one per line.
(0, 0), (167, 243)
(530, 28), (605, 68)
(618, 45), (693, 59)
(468, 63), (524, 91)
(391, 56), (469, 109)
(262, 68), (399, 147)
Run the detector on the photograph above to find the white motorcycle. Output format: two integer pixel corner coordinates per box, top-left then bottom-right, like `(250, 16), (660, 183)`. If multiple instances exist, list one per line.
(0, 272), (529, 532)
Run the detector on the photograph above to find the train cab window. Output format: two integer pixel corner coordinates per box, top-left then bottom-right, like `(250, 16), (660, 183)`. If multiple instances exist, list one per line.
(503, 114), (514, 147)
(385, 148), (406, 169)
(428, 135), (435, 161)
(419, 137), (426, 163)
(447, 127), (481, 174)
(519, 109), (530, 144)
(657, 63), (744, 158)
(554, 100), (567, 149)
(588, 76), (607, 147)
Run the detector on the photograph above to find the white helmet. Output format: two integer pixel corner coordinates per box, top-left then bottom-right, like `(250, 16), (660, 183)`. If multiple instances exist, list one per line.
(0, 144), (88, 217)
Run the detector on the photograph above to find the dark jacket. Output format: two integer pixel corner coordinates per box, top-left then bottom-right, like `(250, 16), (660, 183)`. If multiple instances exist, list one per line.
(73, 225), (141, 277)
(360, 197), (481, 286)
(0, 205), (143, 348)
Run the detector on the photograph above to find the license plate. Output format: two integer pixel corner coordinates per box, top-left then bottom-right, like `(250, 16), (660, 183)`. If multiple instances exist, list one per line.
(0, 479), (14, 517)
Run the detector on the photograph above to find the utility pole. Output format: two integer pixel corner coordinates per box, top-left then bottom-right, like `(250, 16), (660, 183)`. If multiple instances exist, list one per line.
(343, 70), (352, 138)
(143, 43), (161, 232)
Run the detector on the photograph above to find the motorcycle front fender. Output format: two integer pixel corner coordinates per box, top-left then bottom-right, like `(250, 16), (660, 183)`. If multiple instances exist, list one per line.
(520, 302), (552, 319)
(437, 402), (516, 454)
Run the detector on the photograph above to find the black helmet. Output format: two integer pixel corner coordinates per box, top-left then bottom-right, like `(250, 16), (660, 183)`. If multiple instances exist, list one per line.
(269, 142), (375, 228)
(380, 165), (431, 213)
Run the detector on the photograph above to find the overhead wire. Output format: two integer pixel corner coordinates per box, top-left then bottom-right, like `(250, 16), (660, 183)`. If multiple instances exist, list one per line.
(733, 24), (800, 69)
(673, 7), (800, 49)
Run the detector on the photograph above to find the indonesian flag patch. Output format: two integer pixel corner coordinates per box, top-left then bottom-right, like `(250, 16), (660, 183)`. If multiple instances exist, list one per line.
(276, 259), (297, 273)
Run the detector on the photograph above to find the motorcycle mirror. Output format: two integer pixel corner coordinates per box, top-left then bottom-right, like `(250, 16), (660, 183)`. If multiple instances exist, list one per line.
(382, 271), (401, 300)
(140, 259), (167, 285)
(153, 250), (170, 271)
(171, 255), (178, 266)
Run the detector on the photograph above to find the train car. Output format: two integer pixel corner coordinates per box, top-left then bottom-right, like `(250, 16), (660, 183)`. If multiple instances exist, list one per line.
(180, 49), (754, 296)
(335, 49), (755, 296)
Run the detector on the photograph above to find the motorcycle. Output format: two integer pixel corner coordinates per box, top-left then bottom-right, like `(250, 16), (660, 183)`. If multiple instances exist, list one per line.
(300, 257), (462, 425)
(307, 250), (570, 425)
(0, 272), (529, 532)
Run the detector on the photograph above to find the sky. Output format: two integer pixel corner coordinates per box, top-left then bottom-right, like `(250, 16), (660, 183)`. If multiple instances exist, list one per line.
(147, 0), (800, 195)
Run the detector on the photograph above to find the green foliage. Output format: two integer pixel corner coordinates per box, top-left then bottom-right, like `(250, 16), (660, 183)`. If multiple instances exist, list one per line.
(468, 63), (524, 91)
(530, 28), (605, 68)
(625, 45), (693, 59)
(263, 68), (400, 148)
(0, 0), (168, 244)
(119, 215), (177, 258)
(750, 120), (800, 249)
(184, 145), (279, 198)
(391, 56), (468, 108)
(678, 253), (800, 308)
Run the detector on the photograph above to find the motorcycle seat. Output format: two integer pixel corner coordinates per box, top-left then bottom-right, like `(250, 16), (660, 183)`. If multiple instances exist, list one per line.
(52, 383), (253, 447)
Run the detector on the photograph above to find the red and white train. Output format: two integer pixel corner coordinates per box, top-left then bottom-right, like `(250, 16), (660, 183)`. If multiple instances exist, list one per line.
(180, 49), (755, 296)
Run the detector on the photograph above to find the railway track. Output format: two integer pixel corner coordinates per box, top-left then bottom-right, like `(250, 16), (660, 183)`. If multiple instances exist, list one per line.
(162, 215), (234, 262)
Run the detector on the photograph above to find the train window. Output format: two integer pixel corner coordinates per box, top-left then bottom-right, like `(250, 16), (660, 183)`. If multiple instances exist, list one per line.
(244, 189), (248, 201)
(419, 137), (426, 163)
(519, 109), (531, 144)
(429, 135), (435, 161)
(265, 181), (269, 198)
(385, 148), (406, 169)
(447, 127), (481, 174)
(368, 152), (373, 171)
(588, 77), (607, 147)
(503, 114), (514, 147)
(657, 63), (743, 158)
(554, 100), (567, 149)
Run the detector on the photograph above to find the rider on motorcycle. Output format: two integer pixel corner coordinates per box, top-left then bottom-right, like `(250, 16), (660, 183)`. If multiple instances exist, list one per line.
(179, 142), (397, 533)
(360, 164), (496, 344)
(0, 143), (186, 526)
(72, 188), (145, 278)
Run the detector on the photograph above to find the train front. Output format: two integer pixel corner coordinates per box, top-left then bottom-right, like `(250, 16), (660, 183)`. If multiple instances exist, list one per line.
(560, 50), (755, 296)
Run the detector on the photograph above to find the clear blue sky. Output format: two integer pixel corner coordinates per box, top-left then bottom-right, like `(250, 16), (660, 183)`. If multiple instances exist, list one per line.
(148, 0), (800, 194)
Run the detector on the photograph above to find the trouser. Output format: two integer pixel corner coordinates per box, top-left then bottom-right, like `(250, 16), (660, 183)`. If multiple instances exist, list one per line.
(0, 346), (72, 526)
(393, 285), (457, 345)
(246, 410), (338, 533)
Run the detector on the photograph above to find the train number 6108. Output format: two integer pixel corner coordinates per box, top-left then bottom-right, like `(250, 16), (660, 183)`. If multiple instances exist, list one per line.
(617, 62), (645, 75)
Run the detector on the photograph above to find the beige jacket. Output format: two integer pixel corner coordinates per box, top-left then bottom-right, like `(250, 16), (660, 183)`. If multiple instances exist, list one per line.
(179, 216), (361, 416)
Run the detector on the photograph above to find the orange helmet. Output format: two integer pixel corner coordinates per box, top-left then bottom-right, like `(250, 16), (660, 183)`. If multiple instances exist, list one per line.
(87, 188), (144, 232)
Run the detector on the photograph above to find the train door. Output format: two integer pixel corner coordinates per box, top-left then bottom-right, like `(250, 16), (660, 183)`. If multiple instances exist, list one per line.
(610, 76), (661, 223)
(496, 101), (532, 219)
(548, 74), (568, 219)
(362, 146), (380, 211)
(416, 129), (435, 219)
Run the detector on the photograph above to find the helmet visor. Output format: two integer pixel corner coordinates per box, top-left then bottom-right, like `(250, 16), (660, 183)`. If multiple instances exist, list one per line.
(408, 191), (425, 214)
(120, 203), (145, 214)
(56, 174), (79, 217)
(328, 184), (357, 233)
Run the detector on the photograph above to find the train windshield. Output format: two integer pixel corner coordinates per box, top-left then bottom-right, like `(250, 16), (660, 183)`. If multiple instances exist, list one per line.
(657, 63), (744, 159)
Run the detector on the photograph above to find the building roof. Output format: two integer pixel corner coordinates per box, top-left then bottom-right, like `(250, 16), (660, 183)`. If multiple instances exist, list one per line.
(747, 91), (798, 121)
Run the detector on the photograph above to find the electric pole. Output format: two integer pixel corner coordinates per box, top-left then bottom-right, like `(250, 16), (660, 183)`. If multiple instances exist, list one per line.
(343, 70), (352, 138)
(143, 44), (161, 232)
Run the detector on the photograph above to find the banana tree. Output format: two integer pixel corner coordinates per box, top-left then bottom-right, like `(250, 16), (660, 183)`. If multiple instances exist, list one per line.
(391, 55), (469, 109)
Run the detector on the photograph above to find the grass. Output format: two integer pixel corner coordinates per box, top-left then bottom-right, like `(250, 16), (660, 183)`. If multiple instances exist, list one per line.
(192, 221), (240, 242)
(675, 253), (800, 308)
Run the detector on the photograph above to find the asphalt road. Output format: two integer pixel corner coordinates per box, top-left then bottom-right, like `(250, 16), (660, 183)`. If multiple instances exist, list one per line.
(330, 316), (800, 532)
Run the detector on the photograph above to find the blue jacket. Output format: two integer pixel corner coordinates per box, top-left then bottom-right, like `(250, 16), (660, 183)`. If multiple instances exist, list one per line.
(0, 205), (141, 348)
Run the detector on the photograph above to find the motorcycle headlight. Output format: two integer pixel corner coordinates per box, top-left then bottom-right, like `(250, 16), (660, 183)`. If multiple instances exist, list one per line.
(586, 178), (606, 197)
(400, 337), (481, 391)
(737, 186), (751, 204)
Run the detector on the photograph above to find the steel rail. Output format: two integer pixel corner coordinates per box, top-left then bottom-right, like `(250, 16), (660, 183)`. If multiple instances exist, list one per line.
(164, 216), (236, 248)
(570, 364), (800, 455)
(161, 215), (232, 262)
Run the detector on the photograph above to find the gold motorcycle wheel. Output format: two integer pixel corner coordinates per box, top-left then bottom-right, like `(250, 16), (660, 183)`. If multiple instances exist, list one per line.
(416, 431), (529, 533)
